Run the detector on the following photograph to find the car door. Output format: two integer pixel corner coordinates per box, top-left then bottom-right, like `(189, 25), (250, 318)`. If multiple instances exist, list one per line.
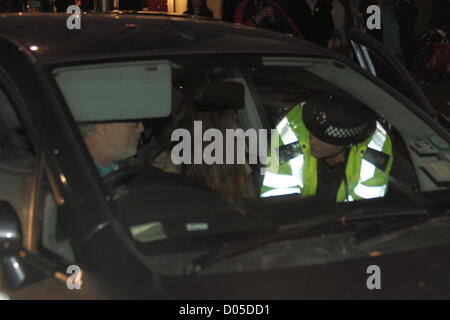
(0, 69), (102, 299)
(347, 30), (438, 119)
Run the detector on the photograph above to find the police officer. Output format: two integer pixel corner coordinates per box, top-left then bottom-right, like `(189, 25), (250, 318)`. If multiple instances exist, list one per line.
(261, 95), (393, 202)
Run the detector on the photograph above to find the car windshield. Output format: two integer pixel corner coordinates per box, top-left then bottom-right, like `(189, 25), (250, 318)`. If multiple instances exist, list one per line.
(53, 55), (450, 273)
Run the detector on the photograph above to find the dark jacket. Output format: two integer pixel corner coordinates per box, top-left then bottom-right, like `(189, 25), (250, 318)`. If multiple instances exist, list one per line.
(184, 0), (213, 17)
(360, 0), (383, 43)
(234, 0), (303, 38)
(55, 0), (74, 12)
(288, 0), (333, 46)
(1, 0), (52, 12)
(222, 0), (243, 22)
(397, 0), (418, 51)
(119, 0), (144, 10)
(431, 0), (450, 35)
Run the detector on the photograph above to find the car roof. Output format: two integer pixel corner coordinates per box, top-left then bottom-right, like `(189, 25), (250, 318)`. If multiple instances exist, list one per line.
(0, 12), (329, 64)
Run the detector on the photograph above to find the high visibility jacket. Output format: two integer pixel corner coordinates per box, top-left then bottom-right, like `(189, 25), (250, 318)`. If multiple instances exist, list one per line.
(261, 105), (393, 202)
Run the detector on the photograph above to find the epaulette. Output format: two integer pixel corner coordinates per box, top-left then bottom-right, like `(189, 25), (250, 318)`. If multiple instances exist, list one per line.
(363, 147), (390, 171)
(277, 142), (303, 163)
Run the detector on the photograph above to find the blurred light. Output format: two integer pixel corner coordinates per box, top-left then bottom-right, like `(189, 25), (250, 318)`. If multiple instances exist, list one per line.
(369, 251), (383, 257)
(6, 232), (12, 239)
(60, 174), (67, 185)
(29, 45), (39, 51)
(13, 262), (19, 269)
(0, 292), (10, 300)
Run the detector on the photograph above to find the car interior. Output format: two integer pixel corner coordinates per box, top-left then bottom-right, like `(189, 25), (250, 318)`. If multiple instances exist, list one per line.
(1, 56), (448, 265)
(87, 57), (429, 208)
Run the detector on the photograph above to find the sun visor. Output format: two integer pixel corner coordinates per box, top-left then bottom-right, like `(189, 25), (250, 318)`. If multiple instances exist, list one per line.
(53, 60), (172, 122)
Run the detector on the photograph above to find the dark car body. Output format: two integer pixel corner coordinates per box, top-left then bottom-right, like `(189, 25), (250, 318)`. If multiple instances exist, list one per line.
(0, 13), (449, 300)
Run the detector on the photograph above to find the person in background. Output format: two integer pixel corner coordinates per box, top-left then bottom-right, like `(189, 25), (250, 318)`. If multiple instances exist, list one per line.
(58, 0), (93, 11)
(1, 0), (53, 12)
(184, 0), (213, 17)
(119, 0), (144, 10)
(360, 0), (403, 58)
(288, 0), (334, 46)
(328, 0), (363, 53)
(381, 0), (403, 57)
(55, 0), (74, 11)
(0, 0), (24, 11)
(360, 0), (383, 42)
(222, 0), (242, 22)
(233, 0), (302, 38)
(431, 0), (450, 36)
(396, 0), (418, 57)
(75, 0), (95, 10)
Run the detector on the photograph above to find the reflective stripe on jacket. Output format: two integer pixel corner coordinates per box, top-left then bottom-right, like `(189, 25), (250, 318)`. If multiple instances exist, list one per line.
(261, 104), (393, 202)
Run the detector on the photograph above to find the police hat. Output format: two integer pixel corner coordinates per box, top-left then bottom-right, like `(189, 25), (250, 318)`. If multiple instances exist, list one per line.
(302, 95), (376, 146)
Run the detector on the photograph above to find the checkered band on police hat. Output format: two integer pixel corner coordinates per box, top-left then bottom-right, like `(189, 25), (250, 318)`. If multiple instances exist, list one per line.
(324, 123), (367, 139)
(302, 95), (376, 146)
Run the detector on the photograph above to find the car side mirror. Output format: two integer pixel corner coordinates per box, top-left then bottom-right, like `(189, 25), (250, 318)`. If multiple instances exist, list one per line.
(0, 200), (38, 290)
(0, 201), (51, 291)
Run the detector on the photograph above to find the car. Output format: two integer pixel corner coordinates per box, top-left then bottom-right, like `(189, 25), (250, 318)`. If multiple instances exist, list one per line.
(0, 12), (449, 300)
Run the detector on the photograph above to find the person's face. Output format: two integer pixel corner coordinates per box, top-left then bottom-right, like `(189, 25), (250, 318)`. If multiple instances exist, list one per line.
(103, 121), (144, 161)
(309, 133), (344, 159)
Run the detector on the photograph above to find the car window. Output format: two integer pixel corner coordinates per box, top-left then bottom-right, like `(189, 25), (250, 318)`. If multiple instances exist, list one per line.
(51, 56), (449, 237)
(0, 83), (72, 263)
(46, 53), (450, 289)
(36, 168), (75, 263)
(348, 32), (436, 118)
(0, 85), (37, 249)
(351, 42), (411, 99)
(252, 65), (416, 202)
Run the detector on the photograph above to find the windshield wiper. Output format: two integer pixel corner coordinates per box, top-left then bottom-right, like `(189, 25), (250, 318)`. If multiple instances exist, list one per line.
(186, 206), (431, 275)
(346, 208), (450, 244)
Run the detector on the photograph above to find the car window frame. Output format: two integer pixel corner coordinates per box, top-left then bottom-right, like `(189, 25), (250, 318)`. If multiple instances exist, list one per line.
(348, 30), (437, 118)
(0, 68), (78, 289)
